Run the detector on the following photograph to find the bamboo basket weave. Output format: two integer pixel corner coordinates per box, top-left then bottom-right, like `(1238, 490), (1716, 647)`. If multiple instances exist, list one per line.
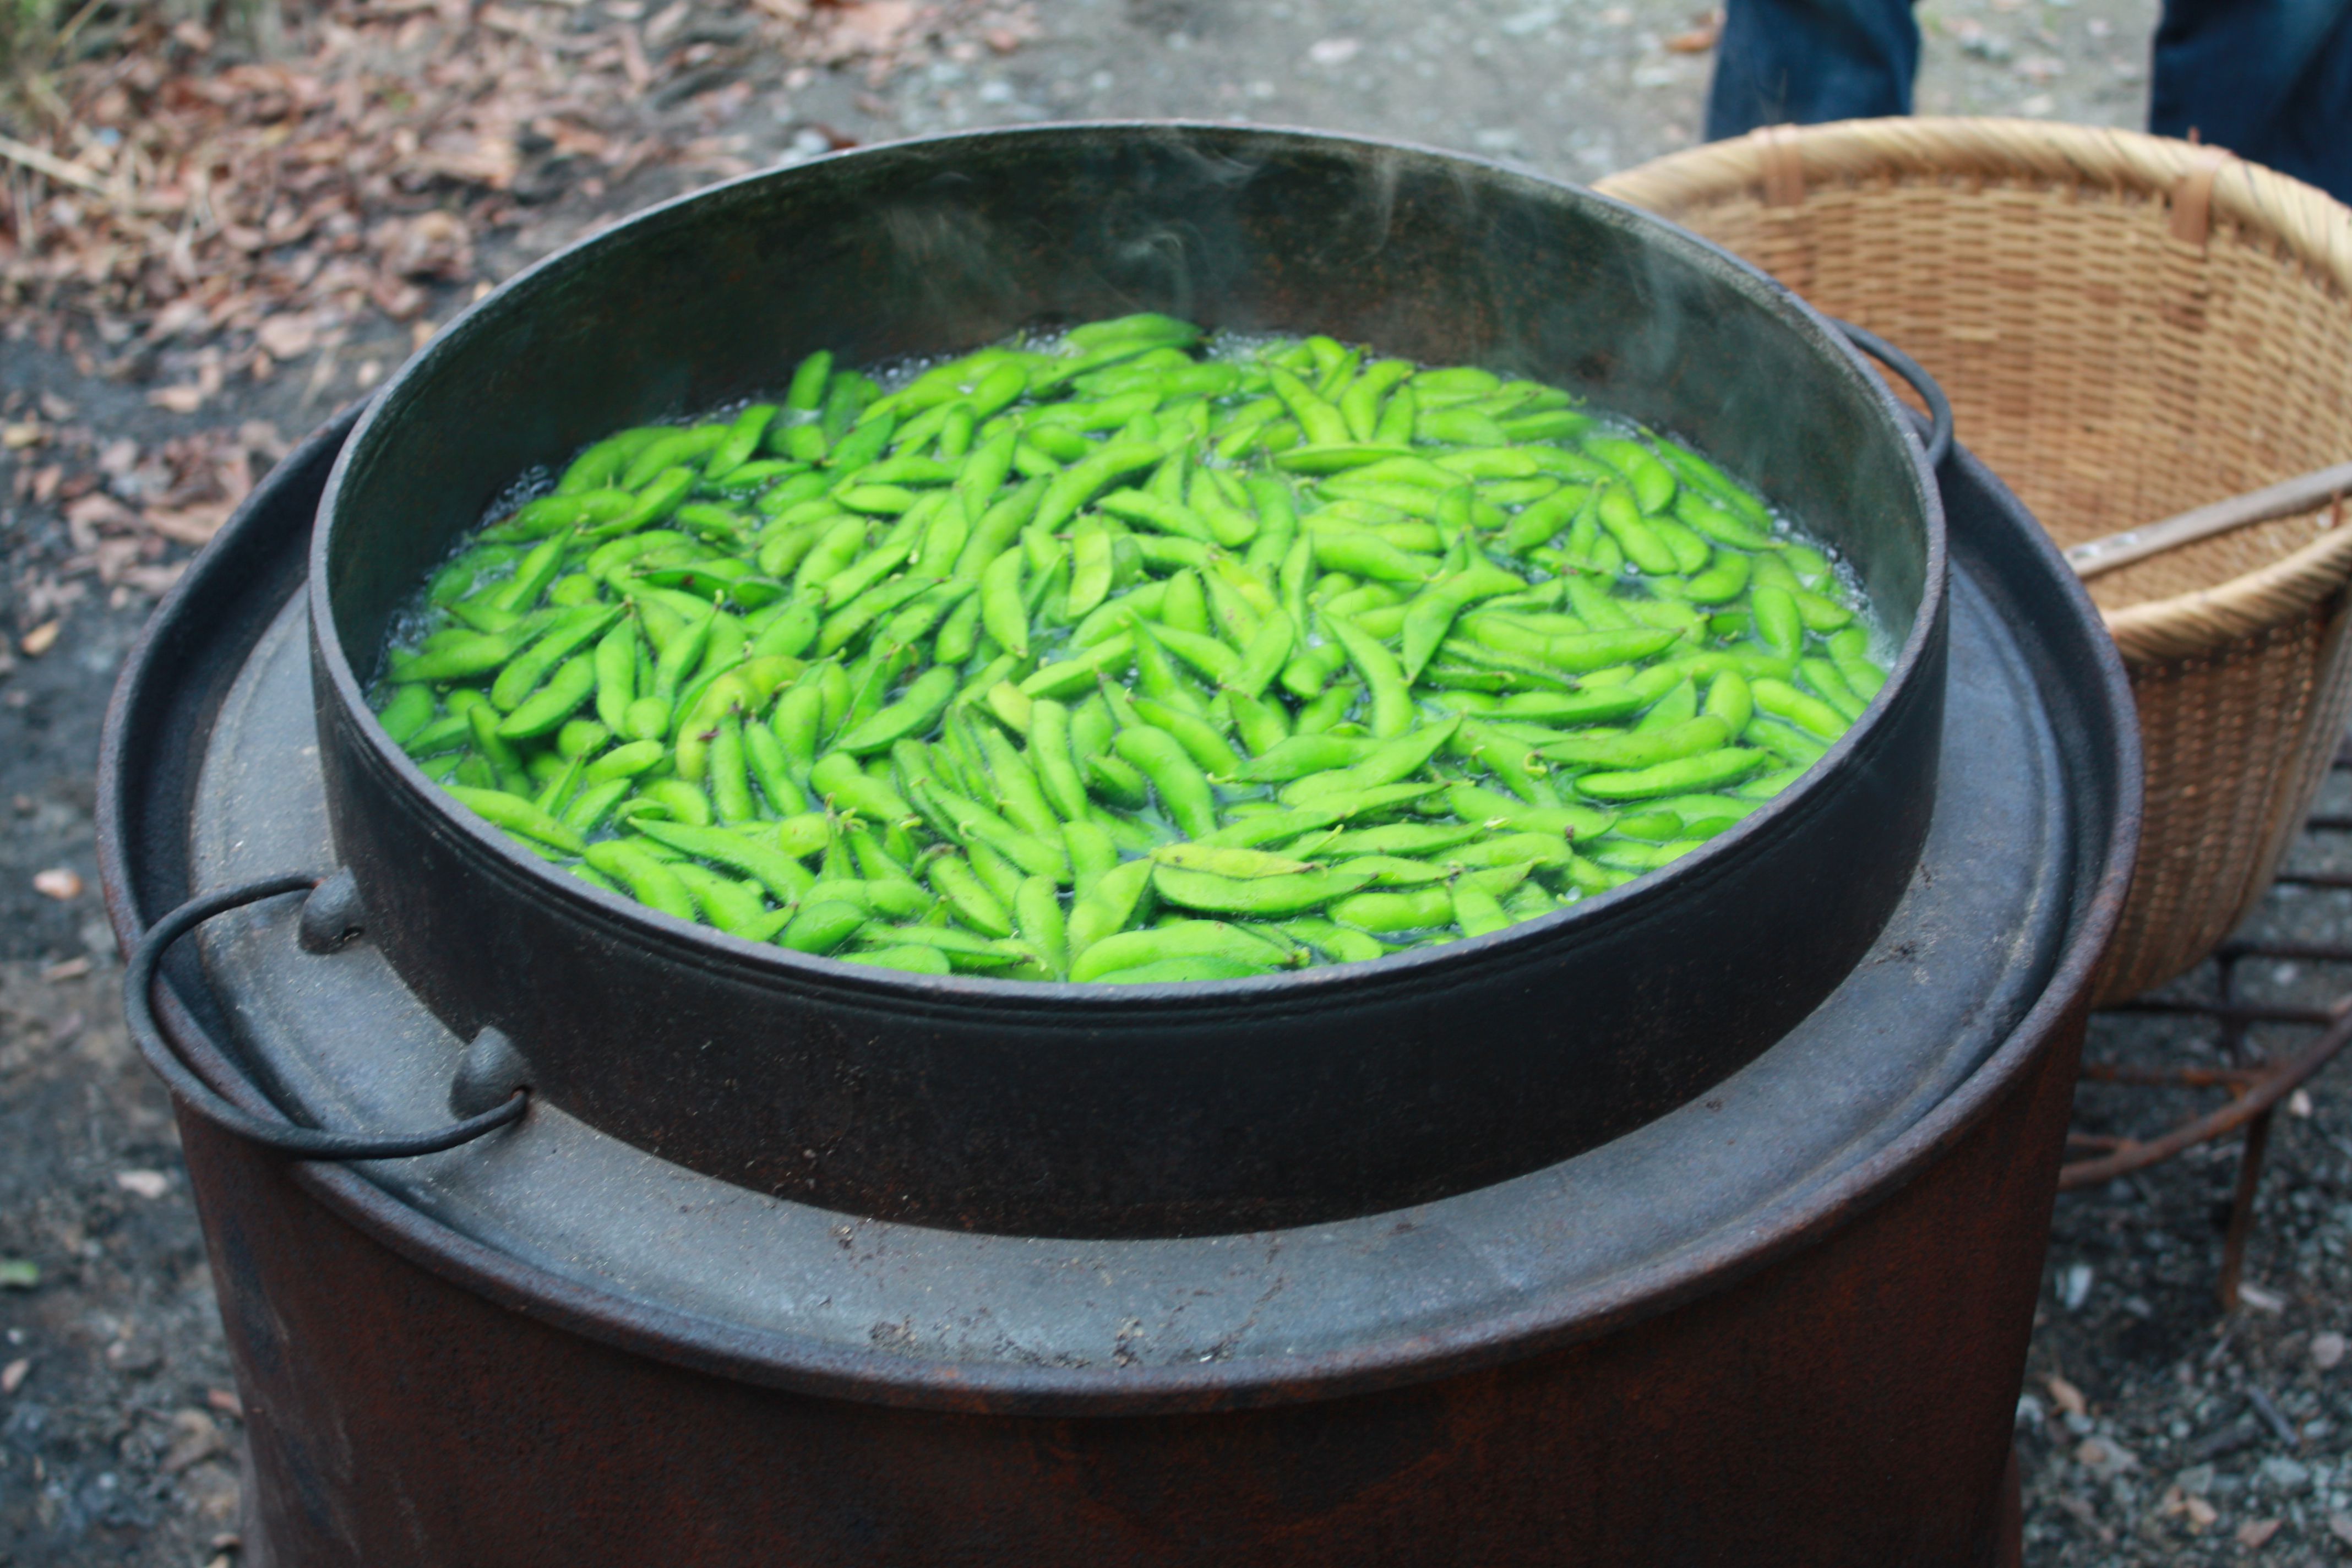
(1598, 119), (2352, 1004)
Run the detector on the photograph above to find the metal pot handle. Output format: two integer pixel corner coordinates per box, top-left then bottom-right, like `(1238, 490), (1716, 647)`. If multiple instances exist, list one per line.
(124, 873), (530, 1159)
(1831, 319), (1953, 472)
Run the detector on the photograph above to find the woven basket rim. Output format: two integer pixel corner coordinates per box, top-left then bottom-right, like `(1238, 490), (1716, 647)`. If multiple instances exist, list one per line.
(1594, 116), (2352, 652)
(2103, 515), (2352, 664)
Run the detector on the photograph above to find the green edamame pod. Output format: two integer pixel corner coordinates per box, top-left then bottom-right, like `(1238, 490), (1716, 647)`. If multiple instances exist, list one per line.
(1033, 440), (1167, 535)
(1828, 627), (1887, 701)
(1112, 725), (1218, 840)
(928, 853), (1015, 938)
(1583, 435), (1678, 513)
(809, 750), (913, 823)
(772, 681), (824, 770)
(831, 666), (957, 755)
(445, 784), (586, 854)
(1012, 875), (1069, 976)
(496, 654), (597, 739)
(1749, 585), (1805, 661)
(1131, 696), (1244, 779)
(1152, 862), (1378, 918)
(462, 701), (530, 794)
(1065, 857), (1154, 960)
(1799, 657), (1868, 721)
(1063, 819), (1119, 900)
(707, 715), (758, 823)
(1329, 886), (1452, 934)
(1320, 613), (1411, 738)
(582, 840), (698, 922)
(557, 428), (665, 495)
(377, 683), (434, 745)
(668, 861), (783, 940)
(706, 405), (778, 480)
(619, 426), (727, 491)
(979, 546), (1028, 657)
(1675, 491), (1774, 550)
(974, 718), (1060, 838)
(559, 777), (631, 835)
(1069, 920), (1287, 983)
(1451, 881), (1510, 938)
(785, 350), (834, 415)
(1594, 487), (1679, 575)
(1577, 745), (1768, 801)
(781, 900), (866, 955)
(1704, 669), (1755, 734)
(1751, 677), (1850, 741)
(389, 630), (516, 684)
(1027, 699), (1092, 822)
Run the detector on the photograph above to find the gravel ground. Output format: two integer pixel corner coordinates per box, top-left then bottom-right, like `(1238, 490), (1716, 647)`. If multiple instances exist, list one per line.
(26, 2), (2345, 1565)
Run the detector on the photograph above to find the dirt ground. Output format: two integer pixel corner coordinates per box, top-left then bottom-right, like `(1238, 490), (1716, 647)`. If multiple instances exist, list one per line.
(19, 1), (2352, 1564)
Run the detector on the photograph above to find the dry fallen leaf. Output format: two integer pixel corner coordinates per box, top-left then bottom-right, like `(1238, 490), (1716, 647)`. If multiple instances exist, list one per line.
(31, 867), (83, 900)
(2236, 1518), (2282, 1550)
(2044, 1373), (2087, 1417)
(1665, 9), (1723, 52)
(162, 1409), (227, 1473)
(0, 1359), (29, 1394)
(40, 956), (92, 982)
(148, 384), (211, 415)
(19, 621), (61, 657)
(116, 1168), (171, 1200)
(255, 314), (319, 360)
(144, 503), (236, 546)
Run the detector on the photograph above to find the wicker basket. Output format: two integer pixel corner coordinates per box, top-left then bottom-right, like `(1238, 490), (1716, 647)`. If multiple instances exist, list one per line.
(1598, 118), (2352, 1004)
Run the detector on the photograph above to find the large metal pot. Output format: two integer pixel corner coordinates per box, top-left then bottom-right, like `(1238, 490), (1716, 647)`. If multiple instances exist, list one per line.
(308, 124), (1949, 1237)
(97, 407), (2129, 1567)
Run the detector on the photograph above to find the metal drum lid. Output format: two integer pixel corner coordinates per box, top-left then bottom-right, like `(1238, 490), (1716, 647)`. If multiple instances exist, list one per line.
(183, 456), (2077, 1408)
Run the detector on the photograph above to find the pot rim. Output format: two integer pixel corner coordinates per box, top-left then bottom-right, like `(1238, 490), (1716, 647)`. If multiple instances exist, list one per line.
(306, 119), (1950, 1015)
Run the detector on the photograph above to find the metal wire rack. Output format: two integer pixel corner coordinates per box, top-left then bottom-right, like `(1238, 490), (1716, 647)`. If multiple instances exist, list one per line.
(2062, 744), (2352, 1309)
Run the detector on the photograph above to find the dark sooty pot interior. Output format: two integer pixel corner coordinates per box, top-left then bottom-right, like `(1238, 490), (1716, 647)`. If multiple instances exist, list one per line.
(311, 124), (1947, 1238)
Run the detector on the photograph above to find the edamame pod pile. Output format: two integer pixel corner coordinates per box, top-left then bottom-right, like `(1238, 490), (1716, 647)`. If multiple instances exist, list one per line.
(372, 314), (1886, 983)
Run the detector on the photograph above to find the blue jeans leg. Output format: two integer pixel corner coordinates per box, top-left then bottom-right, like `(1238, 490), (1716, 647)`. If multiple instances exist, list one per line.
(2150, 0), (2352, 202)
(1703, 0), (1920, 140)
